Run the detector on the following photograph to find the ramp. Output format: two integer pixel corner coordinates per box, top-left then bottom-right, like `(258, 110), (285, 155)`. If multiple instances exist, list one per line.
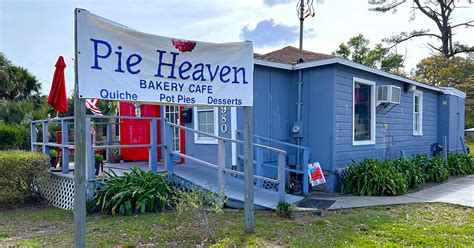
(173, 163), (304, 210)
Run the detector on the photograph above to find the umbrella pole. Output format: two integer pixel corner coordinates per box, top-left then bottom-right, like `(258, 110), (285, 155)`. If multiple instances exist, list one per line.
(73, 8), (87, 248)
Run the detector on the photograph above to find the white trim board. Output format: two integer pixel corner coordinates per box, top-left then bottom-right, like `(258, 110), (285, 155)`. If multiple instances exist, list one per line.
(254, 57), (466, 98)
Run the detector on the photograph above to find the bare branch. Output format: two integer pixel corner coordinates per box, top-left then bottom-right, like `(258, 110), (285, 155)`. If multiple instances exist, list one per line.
(383, 29), (441, 50)
(451, 20), (474, 28)
(368, 0), (407, 12)
(427, 43), (443, 53)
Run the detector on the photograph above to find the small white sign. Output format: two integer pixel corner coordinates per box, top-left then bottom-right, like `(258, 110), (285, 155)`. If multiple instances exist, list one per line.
(308, 162), (326, 186)
(76, 10), (253, 107)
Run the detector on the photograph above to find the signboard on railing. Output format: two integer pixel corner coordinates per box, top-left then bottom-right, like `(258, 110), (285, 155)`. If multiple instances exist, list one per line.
(308, 162), (326, 186)
(76, 10), (254, 107)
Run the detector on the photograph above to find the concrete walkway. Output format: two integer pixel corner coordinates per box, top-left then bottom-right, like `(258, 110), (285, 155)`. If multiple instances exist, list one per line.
(310, 175), (474, 209)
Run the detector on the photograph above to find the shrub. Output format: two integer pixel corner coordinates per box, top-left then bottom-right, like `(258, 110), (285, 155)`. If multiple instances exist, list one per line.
(0, 123), (30, 150)
(277, 202), (297, 219)
(393, 157), (425, 188)
(0, 150), (49, 203)
(93, 168), (175, 216)
(173, 188), (223, 241)
(447, 152), (473, 176)
(339, 158), (407, 196)
(425, 155), (449, 183)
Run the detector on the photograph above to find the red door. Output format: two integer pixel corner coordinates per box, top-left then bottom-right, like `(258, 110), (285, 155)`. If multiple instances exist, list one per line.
(119, 103), (161, 161)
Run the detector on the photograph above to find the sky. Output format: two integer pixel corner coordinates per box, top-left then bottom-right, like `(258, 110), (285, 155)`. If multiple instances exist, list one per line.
(1, 0), (473, 96)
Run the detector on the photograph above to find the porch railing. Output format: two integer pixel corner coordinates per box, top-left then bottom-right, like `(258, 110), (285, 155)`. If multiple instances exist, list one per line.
(236, 130), (311, 195)
(31, 115), (291, 203)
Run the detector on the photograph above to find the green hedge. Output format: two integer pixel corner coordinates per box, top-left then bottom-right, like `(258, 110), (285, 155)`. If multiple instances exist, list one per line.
(339, 153), (473, 196)
(0, 124), (30, 150)
(0, 150), (49, 203)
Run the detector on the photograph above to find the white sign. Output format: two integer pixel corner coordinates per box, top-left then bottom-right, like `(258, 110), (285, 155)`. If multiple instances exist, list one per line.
(76, 10), (253, 106)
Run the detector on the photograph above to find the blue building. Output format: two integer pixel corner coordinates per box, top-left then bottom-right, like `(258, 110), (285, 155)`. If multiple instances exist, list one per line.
(175, 46), (466, 192)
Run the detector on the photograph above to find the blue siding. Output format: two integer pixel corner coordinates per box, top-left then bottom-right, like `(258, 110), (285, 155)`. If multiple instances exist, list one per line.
(333, 64), (439, 168)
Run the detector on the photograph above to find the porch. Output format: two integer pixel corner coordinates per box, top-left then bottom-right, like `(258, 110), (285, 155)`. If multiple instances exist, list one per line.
(31, 114), (310, 210)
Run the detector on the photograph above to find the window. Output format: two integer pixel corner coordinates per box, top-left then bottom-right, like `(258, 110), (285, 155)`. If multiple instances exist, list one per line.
(353, 77), (376, 145)
(194, 107), (218, 144)
(413, 90), (423, 136)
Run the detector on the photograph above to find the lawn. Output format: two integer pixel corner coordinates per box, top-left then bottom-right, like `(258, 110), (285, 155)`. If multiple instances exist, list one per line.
(0, 203), (472, 246)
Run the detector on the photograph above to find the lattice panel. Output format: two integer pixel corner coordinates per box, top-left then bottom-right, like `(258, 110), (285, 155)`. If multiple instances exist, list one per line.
(40, 173), (75, 210)
(253, 178), (279, 191)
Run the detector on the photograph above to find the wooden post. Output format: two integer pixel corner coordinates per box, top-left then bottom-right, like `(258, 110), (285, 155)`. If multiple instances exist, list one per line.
(302, 149), (309, 196)
(106, 122), (113, 162)
(73, 8), (86, 248)
(42, 120), (49, 155)
(85, 117), (94, 180)
(255, 137), (263, 187)
(30, 122), (36, 152)
(277, 152), (285, 203)
(243, 106), (254, 233)
(149, 119), (158, 172)
(164, 122), (174, 176)
(61, 119), (70, 174)
(217, 139), (226, 205)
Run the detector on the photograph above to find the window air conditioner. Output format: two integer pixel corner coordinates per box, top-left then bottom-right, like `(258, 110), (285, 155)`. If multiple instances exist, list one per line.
(377, 85), (401, 105)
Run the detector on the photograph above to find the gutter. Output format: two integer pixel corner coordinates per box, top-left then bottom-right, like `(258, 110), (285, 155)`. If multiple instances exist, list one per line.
(254, 57), (466, 99)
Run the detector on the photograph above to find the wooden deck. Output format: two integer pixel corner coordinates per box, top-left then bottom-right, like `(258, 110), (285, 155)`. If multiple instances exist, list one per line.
(51, 161), (304, 210)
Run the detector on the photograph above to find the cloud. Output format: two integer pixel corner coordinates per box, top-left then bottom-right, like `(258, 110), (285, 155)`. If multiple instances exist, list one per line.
(240, 19), (316, 48)
(263, 0), (324, 7)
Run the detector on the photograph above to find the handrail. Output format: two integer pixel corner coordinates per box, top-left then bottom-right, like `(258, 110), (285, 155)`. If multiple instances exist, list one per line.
(236, 129), (310, 150)
(172, 151), (280, 184)
(167, 122), (286, 155)
(87, 115), (163, 120)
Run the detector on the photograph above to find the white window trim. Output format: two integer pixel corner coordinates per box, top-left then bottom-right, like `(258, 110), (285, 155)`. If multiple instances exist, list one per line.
(193, 107), (219, 144)
(352, 77), (376, 146)
(413, 90), (423, 136)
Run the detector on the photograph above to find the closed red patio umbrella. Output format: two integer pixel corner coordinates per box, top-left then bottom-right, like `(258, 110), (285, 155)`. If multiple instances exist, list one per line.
(48, 56), (68, 113)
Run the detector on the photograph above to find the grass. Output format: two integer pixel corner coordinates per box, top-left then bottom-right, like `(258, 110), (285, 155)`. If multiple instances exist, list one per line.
(0, 203), (472, 246)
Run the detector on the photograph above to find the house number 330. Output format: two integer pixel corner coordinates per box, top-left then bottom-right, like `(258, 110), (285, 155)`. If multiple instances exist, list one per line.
(220, 107), (228, 134)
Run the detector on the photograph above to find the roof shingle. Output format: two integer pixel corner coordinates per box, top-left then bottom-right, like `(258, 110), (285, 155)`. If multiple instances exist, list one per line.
(254, 46), (334, 64)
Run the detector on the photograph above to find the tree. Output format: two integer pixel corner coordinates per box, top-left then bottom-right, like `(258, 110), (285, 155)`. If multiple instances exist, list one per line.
(333, 34), (405, 74)
(413, 53), (474, 127)
(369, 0), (473, 58)
(0, 53), (42, 102)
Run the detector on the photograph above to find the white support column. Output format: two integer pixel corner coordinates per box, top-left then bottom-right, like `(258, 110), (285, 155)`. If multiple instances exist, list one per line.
(149, 119), (158, 172)
(30, 122), (37, 152)
(85, 117), (94, 180)
(217, 139), (226, 205)
(42, 120), (49, 155)
(61, 119), (70, 174)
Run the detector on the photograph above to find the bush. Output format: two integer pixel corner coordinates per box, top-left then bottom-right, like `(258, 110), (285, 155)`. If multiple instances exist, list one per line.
(93, 168), (175, 216)
(447, 153), (473, 176)
(425, 155), (449, 183)
(393, 157), (425, 188)
(173, 188), (223, 242)
(277, 202), (297, 219)
(0, 150), (49, 203)
(339, 158), (407, 196)
(0, 123), (30, 150)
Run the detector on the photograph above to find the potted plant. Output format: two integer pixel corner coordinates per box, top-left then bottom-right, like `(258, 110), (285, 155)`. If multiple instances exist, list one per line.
(108, 148), (121, 163)
(95, 154), (104, 176)
(49, 149), (58, 168)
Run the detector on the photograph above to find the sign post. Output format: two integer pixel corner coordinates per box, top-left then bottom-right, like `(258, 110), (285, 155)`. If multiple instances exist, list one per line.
(73, 8), (87, 247)
(243, 106), (254, 233)
(73, 9), (255, 243)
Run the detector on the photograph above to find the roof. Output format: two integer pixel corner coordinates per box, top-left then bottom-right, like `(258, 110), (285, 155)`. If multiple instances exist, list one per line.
(254, 47), (466, 98)
(466, 128), (474, 132)
(254, 46), (334, 64)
